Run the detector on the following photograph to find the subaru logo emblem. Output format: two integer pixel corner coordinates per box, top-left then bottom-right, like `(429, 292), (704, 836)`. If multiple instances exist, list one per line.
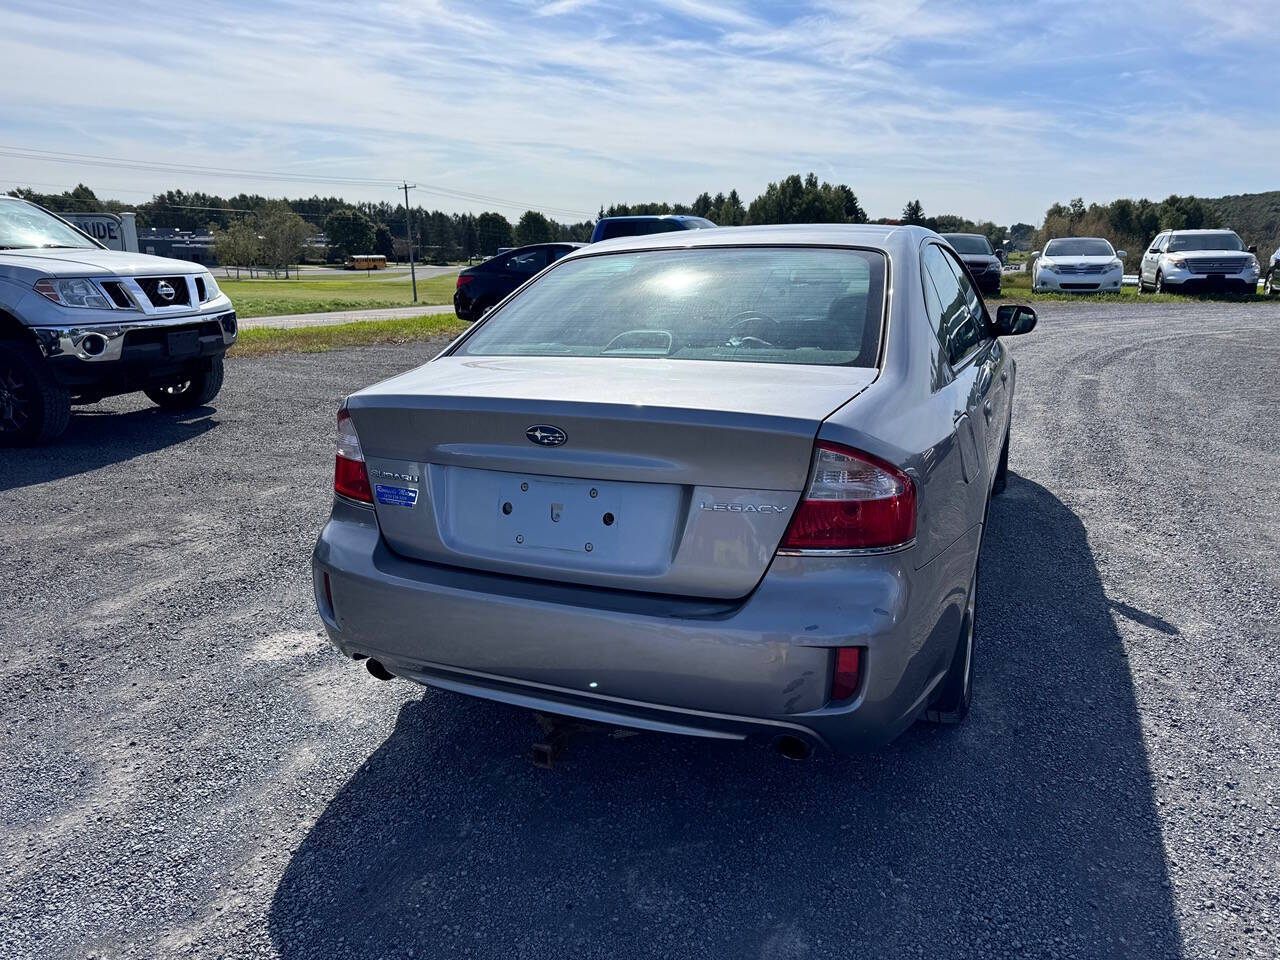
(526, 424), (567, 446)
(156, 280), (176, 302)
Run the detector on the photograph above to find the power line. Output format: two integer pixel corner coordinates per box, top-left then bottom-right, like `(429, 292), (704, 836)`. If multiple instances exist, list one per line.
(0, 144), (595, 219)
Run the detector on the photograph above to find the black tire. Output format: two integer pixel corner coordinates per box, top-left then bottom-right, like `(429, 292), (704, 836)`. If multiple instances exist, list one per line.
(1154, 270), (1165, 294)
(992, 426), (1009, 496)
(144, 357), (224, 410)
(925, 567), (976, 724)
(1265, 270), (1277, 298)
(0, 338), (71, 446)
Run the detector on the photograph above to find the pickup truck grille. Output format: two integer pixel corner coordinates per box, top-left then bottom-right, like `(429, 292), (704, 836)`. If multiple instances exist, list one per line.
(1186, 258), (1249, 275)
(136, 276), (191, 308)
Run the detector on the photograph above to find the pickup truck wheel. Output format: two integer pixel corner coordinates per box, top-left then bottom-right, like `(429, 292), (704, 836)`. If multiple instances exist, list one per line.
(0, 339), (71, 446)
(144, 357), (224, 410)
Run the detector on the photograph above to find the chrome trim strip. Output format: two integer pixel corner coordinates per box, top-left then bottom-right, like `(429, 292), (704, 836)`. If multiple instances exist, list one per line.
(775, 537), (916, 558)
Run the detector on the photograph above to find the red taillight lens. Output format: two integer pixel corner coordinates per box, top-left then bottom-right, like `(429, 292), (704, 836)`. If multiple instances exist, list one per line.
(334, 409), (373, 503)
(780, 442), (915, 551)
(831, 647), (863, 701)
(455, 274), (474, 288)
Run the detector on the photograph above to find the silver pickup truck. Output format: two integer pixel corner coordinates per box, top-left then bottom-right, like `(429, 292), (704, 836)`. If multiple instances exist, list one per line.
(0, 195), (236, 445)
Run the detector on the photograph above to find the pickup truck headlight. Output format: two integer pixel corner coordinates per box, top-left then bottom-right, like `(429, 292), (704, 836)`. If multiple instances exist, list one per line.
(33, 278), (112, 309)
(197, 272), (221, 303)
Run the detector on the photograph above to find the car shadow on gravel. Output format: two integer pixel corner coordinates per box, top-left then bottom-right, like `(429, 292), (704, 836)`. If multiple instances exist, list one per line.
(0, 406), (218, 491)
(270, 473), (1182, 959)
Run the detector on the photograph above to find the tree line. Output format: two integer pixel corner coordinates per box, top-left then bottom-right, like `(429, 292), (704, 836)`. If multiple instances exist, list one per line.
(13, 179), (1275, 271)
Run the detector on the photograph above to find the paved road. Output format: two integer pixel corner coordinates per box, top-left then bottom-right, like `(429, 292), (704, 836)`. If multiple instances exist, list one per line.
(240, 304), (455, 330)
(2, 300), (1278, 959)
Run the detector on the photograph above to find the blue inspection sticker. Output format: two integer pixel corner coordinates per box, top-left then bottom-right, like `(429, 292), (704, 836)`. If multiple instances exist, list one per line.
(374, 484), (419, 508)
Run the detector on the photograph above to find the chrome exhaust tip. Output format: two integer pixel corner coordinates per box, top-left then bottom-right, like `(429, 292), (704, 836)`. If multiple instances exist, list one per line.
(773, 735), (813, 761)
(366, 658), (395, 681)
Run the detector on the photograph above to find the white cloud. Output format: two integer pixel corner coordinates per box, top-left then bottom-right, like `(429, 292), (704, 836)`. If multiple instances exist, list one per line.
(0, 0), (1276, 225)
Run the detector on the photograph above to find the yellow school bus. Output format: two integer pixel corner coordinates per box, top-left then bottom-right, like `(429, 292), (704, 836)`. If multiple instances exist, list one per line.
(344, 254), (388, 270)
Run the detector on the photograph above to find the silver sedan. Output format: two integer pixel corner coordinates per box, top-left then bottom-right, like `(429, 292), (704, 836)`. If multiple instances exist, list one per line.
(312, 224), (1037, 756)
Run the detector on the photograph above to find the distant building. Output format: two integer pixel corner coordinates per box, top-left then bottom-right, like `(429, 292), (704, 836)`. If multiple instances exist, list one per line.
(137, 226), (217, 265)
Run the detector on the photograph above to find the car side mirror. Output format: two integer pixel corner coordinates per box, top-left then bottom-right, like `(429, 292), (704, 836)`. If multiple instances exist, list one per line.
(1115, 250), (1127, 259)
(1030, 250), (1041, 258)
(1248, 244), (1258, 254)
(994, 304), (1037, 336)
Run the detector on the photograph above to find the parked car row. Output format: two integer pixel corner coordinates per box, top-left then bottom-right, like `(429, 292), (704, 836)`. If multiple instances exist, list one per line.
(1030, 229), (1267, 296)
(322, 223), (1041, 756)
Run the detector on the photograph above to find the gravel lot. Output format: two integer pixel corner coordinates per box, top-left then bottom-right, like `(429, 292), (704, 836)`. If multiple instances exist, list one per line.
(2, 299), (1278, 959)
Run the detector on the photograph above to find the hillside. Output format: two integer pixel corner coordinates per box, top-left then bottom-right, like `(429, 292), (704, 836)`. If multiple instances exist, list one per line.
(1204, 190), (1280, 256)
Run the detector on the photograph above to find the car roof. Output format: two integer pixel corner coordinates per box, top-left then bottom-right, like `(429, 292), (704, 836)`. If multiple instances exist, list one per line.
(940, 232), (986, 240)
(596, 214), (707, 222)
(577, 222), (933, 257)
(1045, 236), (1110, 242)
(1166, 229), (1238, 235)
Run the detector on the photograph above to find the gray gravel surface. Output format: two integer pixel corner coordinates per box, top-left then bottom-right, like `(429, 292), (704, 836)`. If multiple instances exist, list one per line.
(1, 299), (1278, 959)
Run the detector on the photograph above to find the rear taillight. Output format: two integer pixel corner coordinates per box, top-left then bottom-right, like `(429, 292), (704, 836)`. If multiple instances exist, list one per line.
(831, 647), (863, 701)
(456, 274), (474, 288)
(779, 442), (916, 551)
(334, 409), (373, 503)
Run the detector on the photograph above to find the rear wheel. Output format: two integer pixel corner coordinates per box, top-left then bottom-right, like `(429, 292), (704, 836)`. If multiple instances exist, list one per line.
(0, 339), (71, 446)
(925, 567), (976, 724)
(144, 357), (224, 410)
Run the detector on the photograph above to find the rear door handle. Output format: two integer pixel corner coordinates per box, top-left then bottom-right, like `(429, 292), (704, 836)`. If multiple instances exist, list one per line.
(984, 399), (993, 418)
(1001, 369), (1009, 383)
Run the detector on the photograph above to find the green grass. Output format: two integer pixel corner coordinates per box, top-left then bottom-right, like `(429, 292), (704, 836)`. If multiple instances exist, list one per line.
(989, 270), (1270, 304)
(234, 313), (469, 357)
(220, 272), (456, 318)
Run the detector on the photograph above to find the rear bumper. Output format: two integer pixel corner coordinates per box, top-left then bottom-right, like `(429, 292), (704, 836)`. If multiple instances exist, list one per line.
(312, 499), (976, 753)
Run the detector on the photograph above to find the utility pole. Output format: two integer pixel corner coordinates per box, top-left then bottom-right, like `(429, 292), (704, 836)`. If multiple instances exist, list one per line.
(401, 182), (418, 303)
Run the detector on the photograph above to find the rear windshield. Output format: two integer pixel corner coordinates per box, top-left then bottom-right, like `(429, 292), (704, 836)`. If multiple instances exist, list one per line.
(943, 235), (993, 255)
(1044, 238), (1114, 257)
(454, 247), (886, 367)
(1167, 232), (1244, 252)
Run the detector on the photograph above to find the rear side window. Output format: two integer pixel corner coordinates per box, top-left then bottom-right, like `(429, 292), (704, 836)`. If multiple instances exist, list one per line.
(501, 249), (548, 274)
(922, 244), (984, 366)
(455, 247), (886, 367)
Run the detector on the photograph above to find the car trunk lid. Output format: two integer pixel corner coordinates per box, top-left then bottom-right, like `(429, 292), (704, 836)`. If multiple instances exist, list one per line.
(346, 356), (876, 598)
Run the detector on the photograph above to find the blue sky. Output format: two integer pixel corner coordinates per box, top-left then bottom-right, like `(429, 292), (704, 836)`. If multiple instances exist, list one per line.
(1, 0), (1277, 224)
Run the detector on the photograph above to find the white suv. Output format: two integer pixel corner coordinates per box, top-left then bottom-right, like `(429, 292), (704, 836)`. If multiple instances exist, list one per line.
(1138, 229), (1260, 295)
(1031, 237), (1125, 293)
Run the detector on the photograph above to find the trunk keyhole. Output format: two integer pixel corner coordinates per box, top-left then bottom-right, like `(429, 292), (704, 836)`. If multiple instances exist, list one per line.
(602, 512), (615, 526)
(502, 501), (513, 515)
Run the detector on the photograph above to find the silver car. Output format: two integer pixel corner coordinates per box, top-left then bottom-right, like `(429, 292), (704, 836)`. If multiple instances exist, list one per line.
(312, 225), (1037, 755)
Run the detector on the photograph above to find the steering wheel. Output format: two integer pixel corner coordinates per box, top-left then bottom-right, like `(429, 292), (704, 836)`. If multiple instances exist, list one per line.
(726, 312), (781, 348)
